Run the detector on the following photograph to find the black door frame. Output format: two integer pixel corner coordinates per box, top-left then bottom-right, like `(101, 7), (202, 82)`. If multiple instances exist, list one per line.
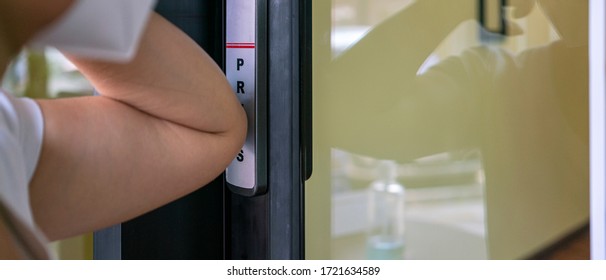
(227, 0), (311, 260)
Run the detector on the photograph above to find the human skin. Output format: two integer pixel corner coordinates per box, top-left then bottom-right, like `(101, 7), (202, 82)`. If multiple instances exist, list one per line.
(0, 0), (246, 244)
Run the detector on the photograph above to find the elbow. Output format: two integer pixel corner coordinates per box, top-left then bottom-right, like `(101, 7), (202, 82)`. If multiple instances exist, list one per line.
(212, 102), (247, 181)
(230, 105), (247, 155)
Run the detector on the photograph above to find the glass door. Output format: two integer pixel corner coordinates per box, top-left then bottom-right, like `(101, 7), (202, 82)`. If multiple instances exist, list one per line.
(307, 0), (589, 259)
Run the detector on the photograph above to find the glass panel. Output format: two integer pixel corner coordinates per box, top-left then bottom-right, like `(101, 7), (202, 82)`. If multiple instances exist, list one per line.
(307, 0), (589, 259)
(2, 48), (94, 260)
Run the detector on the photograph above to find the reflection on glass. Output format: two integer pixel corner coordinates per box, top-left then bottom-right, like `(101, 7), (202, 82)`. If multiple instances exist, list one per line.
(366, 160), (405, 259)
(308, 0), (589, 260)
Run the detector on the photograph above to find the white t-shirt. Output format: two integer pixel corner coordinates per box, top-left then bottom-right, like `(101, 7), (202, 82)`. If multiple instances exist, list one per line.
(0, 90), (50, 258)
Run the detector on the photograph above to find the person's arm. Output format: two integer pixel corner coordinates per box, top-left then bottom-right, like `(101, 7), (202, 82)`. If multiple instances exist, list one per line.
(320, 0), (476, 161)
(321, 0), (530, 160)
(30, 13), (246, 240)
(0, 220), (25, 259)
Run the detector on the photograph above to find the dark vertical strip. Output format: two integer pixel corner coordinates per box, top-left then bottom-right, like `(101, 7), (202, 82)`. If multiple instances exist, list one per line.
(93, 225), (121, 260)
(227, 0), (306, 260)
(300, 0), (313, 181)
(227, 194), (269, 259)
(268, 0), (303, 259)
(299, 0), (312, 258)
(478, 0), (507, 35)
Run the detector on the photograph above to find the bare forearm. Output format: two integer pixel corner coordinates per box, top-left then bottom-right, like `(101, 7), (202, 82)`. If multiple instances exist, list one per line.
(30, 13), (247, 240)
(65, 13), (245, 135)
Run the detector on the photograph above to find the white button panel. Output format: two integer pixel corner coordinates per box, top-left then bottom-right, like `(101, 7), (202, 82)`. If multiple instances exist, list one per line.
(225, 0), (262, 192)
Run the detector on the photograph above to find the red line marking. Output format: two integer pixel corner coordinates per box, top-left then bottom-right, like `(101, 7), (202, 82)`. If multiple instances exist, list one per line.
(226, 42), (255, 49)
(226, 45), (255, 49)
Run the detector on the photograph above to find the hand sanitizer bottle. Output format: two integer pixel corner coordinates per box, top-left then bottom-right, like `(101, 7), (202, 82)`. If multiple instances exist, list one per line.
(366, 160), (406, 259)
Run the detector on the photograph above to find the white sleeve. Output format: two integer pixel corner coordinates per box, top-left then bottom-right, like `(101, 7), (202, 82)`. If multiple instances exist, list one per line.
(0, 93), (44, 182)
(0, 91), (44, 229)
(10, 97), (43, 182)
